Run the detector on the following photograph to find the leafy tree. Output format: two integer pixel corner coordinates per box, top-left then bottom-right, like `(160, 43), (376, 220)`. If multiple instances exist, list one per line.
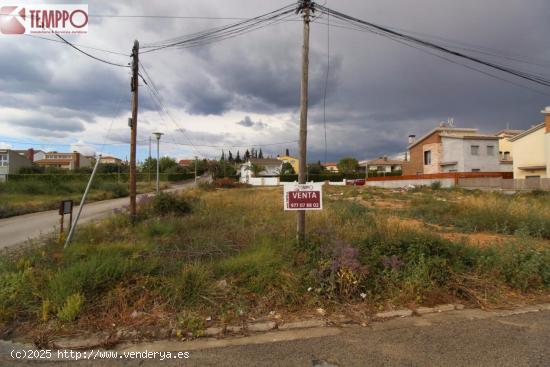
(208, 160), (236, 179)
(246, 163), (265, 177)
(220, 150), (226, 161)
(337, 157), (359, 174)
(228, 150), (234, 162)
(244, 149), (250, 160)
(307, 163), (323, 174)
(235, 150), (242, 164)
(258, 148), (264, 159)
(159, 157), (178, 173)
(280, 162), (295, 175)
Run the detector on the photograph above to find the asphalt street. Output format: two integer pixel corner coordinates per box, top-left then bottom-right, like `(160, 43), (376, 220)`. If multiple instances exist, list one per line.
(0, 181), (195, 249)
(1, 308), (549, 366)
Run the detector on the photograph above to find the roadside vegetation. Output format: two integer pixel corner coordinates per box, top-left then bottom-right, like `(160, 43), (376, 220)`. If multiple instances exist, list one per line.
(0, 185), (549, 343)
(0, 180), (169, 219)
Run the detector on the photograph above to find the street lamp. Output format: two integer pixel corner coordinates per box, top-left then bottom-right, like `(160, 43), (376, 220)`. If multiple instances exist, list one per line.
(194, 156), (198, 184)
(152, 132), (163, 194)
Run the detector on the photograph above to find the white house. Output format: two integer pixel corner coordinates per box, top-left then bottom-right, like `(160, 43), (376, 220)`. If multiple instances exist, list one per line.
(239, 158), (283, 184)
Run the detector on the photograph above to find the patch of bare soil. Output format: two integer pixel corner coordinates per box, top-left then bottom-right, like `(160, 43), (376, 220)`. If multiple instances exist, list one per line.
(385, 216), (516, 248)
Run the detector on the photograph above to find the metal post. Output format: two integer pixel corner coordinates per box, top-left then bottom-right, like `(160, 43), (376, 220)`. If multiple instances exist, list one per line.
(297, 0), (312, 244)
(64, 154), (102, 248)
(153, 132), (163, 193)
(194, 155), (198, 184)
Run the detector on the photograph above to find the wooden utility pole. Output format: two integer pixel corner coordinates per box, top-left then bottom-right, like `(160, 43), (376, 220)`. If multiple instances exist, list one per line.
(130, 40), (139, 221)
(297, 0), (313, 243)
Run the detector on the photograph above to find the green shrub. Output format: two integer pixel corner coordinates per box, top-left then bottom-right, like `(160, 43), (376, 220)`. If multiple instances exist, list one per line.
(0, 269), (33, 321)
(215, 244), (285, 293)
(57, 293), (84, 322)
(45, 248), (153, 309)
(165, 264), (212, 307)
(430, 181), (442, 190)
(150, 192), (193, 216)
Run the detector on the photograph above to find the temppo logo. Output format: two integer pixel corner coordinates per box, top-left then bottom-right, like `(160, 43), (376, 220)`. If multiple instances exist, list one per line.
(0, 4), (88, 35)
(0, 6), (26, 34)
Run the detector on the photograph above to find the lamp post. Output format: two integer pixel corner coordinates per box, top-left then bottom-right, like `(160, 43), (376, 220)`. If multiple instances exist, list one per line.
(194, 155), (198, 184)
(152, 132), (163, 194)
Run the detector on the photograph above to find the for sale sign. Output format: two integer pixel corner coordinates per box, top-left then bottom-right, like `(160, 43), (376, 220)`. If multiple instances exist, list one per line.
(284, 183), (323, 211)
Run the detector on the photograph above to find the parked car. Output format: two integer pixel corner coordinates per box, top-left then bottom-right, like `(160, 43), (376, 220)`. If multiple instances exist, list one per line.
(346, 178), (365, 186)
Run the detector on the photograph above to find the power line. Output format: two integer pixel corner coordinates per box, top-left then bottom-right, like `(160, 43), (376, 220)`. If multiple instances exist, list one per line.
(316, 4), (550, 90)
(24, 34), (130, 56)
(53, 32), (130, 68)
(141, 3), (297, 53)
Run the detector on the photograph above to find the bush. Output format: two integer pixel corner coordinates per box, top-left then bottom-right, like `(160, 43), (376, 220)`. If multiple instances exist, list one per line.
(165, 264), (212, 307)
(430, 181), (442, 190)
(150, 192), (193, 216)
(57, 293), (84, 322)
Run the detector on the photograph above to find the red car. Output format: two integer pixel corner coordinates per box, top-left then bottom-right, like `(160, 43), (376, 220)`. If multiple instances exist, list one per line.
(346, 179), (365, 186)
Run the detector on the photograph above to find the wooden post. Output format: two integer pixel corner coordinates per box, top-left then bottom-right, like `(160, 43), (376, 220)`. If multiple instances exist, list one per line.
(130, 40), (139, 221)
(297, 1), (312, 244)
(59, 213), (64, 242)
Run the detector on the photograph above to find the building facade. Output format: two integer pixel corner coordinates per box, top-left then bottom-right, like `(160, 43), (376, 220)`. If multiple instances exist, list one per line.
(240, 158), (282, 183)
(100, 156), (122, 165)
(363, 157), (403, 174)
(403, 126), (501, 175)
(34, 151), (92, 170)
(509, 107), (550, 179)
(0, 149), (32, 181)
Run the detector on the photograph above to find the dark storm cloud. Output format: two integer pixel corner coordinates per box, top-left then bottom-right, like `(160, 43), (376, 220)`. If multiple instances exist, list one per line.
(236, 116), (267, 129)
(3, 0), (550, 163)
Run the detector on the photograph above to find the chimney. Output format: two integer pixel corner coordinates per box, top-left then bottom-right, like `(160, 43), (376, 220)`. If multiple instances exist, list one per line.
(72, 151), (80, 169)
(543, 106), (550, 133)
(26, 148), (34, 162)
(408, 135), (416, 144)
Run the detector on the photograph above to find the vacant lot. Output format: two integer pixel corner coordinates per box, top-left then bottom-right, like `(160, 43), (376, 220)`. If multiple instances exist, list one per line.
(0, 185), (549, 343)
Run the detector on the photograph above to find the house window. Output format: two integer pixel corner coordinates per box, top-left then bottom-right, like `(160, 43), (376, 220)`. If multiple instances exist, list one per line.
(470, 145), (479, 156)
(487, 146), (494, 156)
(424, 150), (431, 165)
(0, 154), (8, 167)
(503, 151), (510, 160)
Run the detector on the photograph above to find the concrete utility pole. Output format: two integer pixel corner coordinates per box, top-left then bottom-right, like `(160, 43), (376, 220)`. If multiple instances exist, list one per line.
(129, 40), (139, 221)
(153, 132), (163, 194)
(297, 0), (313, 243)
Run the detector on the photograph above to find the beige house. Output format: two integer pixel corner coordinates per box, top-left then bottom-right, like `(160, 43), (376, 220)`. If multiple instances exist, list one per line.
(509, 107), (550, 179)
(321, 162), (338, 172)
(34, 151), (92, 170)
(494, 129), (523, 172)
(363, 156), (403, 174)
(100, 156), (122, 165)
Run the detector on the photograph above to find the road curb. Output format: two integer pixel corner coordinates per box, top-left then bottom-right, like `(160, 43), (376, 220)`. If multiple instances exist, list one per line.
(2, 303), (549, 354)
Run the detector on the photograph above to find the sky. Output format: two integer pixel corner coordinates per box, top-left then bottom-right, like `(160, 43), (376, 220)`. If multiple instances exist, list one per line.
(1, 0), (550, 162)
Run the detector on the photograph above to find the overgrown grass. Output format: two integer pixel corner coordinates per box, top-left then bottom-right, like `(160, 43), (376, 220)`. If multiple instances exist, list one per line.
(408, 193), (550, 239)
(0, 186), (549, 339)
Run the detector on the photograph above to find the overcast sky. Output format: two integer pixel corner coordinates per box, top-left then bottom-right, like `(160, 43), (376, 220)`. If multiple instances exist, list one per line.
(1, 0), (550, 162)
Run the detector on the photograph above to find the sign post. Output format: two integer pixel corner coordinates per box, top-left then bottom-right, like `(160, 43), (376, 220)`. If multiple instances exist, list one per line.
(58, 200), (74, 242)
(284, 182), (323, 211)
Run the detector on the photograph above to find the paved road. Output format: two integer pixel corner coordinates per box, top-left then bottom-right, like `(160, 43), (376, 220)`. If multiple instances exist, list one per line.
(1, 308), (549, 366)
(0, 181), (195, 249)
